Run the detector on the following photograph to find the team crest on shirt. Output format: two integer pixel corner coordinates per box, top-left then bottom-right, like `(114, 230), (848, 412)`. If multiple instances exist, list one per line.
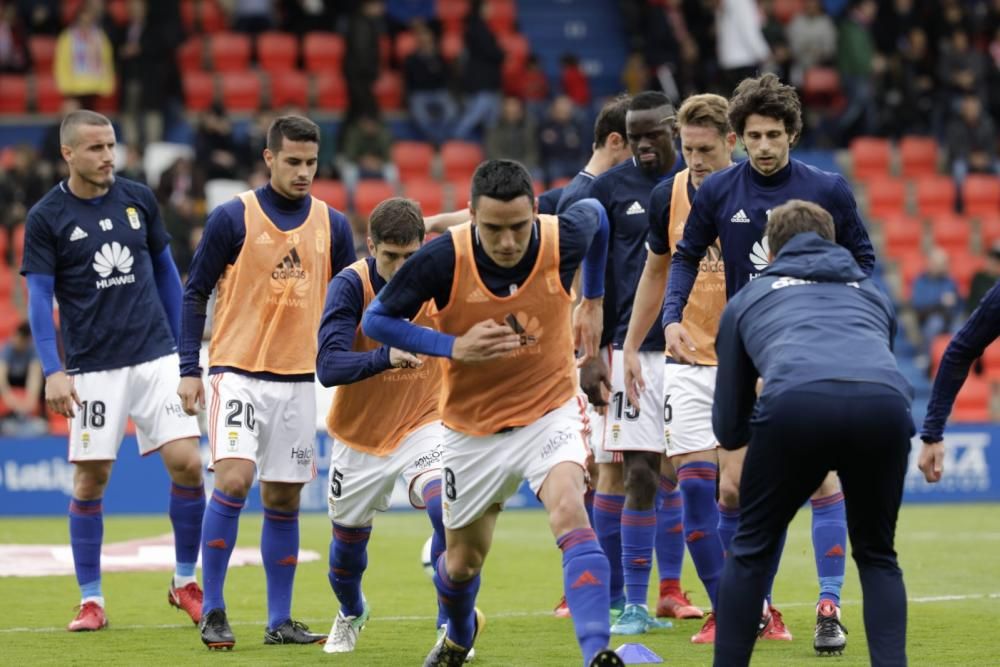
(227, 431), (239, 451)
(125, 207), (141, 230)
(81, 432), (91, 450)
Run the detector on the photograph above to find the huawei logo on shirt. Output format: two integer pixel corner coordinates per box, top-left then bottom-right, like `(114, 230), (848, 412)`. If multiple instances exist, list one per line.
(93, 242), (136, 289)
(749, 235), (771, 276)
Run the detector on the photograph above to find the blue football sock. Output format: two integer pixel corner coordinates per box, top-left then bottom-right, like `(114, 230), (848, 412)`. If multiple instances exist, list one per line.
(593, 493), (625, 606)
(811, 491), (847, 605)
(718, 502), (740, 556)
(262, 507), (299, 630)
(678, 463), (724, 609)
(621, 508), (657, 607)
(69, 497), (103, 600)
(434, 554), (480, 649)
(169, 482), (205, 579)
(421, 478), (447, 627)
(655, 476), (684, 586)
(558, 528), (611, 666)
(201, 490), (244, 613)
(329, 523), (371, 618)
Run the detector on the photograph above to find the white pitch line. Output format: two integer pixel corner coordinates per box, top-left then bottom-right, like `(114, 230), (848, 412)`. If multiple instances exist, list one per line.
(3, 593), (997, 634)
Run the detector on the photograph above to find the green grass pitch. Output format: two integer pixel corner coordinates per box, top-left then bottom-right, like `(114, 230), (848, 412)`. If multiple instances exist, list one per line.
(1, 504), (998, 666)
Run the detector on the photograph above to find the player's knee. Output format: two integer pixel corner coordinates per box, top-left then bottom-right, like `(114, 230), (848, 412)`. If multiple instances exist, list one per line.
(718, 474), (740, 509)
(73, 464), (110, 498)
(813, 472), (842, 498)
(166, 455), (203, 486)
(547, 495), (589, 537)
(215, 471), (253, 499)
(623, 461), (658, 508)
(444, 547), (484, 582)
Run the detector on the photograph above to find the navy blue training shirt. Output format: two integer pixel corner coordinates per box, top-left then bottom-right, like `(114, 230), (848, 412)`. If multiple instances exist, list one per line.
(316, 256), (393, 387)
(589, 157), (673, 351)
(713, 233), (911, 449)
(921, 281), (1000, 442)
(179, 183), (356, 379)
(538, 186), (563, 215)
(21, 178), (175, 374)
(663, 158), (876, 327)
(375, 200), (602, 320)
(555, 170), (597, 214)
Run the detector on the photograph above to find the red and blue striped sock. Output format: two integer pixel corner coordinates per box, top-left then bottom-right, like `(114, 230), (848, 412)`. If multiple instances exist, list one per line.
(655, 476), (685, 587)
(329, 522), (371, 618)
(262, 507), (299, 630)
(69, 497), (103, 601)
(621, 508), (657, 607)
(201, 490), (244, 613)
(678, 462), (723, 609)
(811, 491), (846, 605)
(558, 527), (611, 665)
(421, 478), (447, 627)
(168, 482), (204, 580)
(434, 554), (480, 649)
(593, 493), (625, 606)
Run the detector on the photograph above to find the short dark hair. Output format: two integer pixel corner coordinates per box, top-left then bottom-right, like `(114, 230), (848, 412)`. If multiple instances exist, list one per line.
(728, 73), (802, 141)
(266, 115), (320, 153)
(369, 197), (425, 247)
(60, 110), (112, 146)
(594, 94), (630, 148)
(470, 159), (534, 207)
(628, 90), (673, 113)
(765, 199), (835, 256)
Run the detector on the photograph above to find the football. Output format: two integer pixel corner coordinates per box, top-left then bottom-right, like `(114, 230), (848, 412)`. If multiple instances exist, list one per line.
(421, 535), (435, 579)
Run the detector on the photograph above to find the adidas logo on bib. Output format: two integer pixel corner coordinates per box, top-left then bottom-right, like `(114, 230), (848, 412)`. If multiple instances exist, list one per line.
(730, 209), (750, 223)
(466, 287), (489, 303)
(626, 201), (645, 215)
(255, 232), (275, 245)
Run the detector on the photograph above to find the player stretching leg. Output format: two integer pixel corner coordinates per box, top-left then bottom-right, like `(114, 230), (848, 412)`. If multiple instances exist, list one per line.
(317, 198), (451, 654)
(365, 160), (623, 667)
(178, 115), (356, 650)
(23, 110), (204, 632)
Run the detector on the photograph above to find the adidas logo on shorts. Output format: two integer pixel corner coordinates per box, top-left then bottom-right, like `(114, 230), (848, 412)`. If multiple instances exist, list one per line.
(730, 209), (751, 223)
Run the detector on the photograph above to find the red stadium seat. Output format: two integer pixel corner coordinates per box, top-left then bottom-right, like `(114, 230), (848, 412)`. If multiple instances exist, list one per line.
(304, 32), (345, 73)
(850, 136), (891, 180)
(0, 269), (13, 299)
(181, 0), (196, 32)
(486, 0), (517, 34)
(865, 177), (906, 220)
(982, 342), (1000, 382)
(915, 176), (956, 218)
(403, 179), (445, 216)
(93, 88), (119, 114)
(354, 180), (397, 219)
(28, 36), (56, 75)
(440, 30), (464, 62)
(315, 72), (347, 111)
(437, 0), (470, 32)
(219, 71), (261, 111)
(771, 0), (804, 23)
(199, 0), (227, 33)
(930, 334), (952, 376)
(951, 376), (992, 422)
(379, 34), (392, 68)
(899, 136), (938, 179)
(183, 71), (216, 111)
(0, 226), (9, 265)
(392, 141), (435, 182)
(374, 71), (403, 111)
(210, 32), (252, 72)
(107, 0), (129, 26)
(497, 33), (529, 69)
(0, 76), (28, 113)
(930, 215), (972, 254)
(34, 74), (63, 113)
(269, 70), (308, 109)
(980, 215), (1000, 249)
(61, 0), (84, 24)
(896, 251), (925, 299)
(177, 37), (204, 73)
(448, 178), (472, 210)
(943, 249), (982, 295)
(441, 141), (484, 183)
(257, 32), (299, 74)
(881, 215), (923, 259)
(962, 175), (1000, 219)
(802, 67), (842, 109)
(394, 31), (418, 64)
(311, 179), (348, 212)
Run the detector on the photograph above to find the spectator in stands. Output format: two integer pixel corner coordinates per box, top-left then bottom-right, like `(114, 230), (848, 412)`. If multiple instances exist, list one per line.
(280, 0), (335, 35)
(0, 144), (46, 230)
(936, 29), (988, 133)
(894, 27), (936, 136)
(0, 2), (29, 73)
(339, 113), (394, 186)
(835, 0), (879, 143)
(560, 53), (591, 106)
(453, 0), (505, 141)
(113, 0), (178, 149)
(716, 0), (770, 94)
(16, 0), (59, 35)
(344, 0), (386, 124)
(538, 94), (586, 184)
(0, 322), (45, 436)
(227, 0), (275, 34)
(404, 20), (457, 148)
(194, 104), (245, 181)
(54, 0), (115, 108)
(912, 247), (963, 360)
(621, 51), (652, 96)
(786, 0), (837, 87)
(385, 0), (435, 34)
(486, 96), (540, 177)
(39, 98), (80, 182)
(118, 144), (147, 184)
(157, 155), (205, 275)
(873, 0), (919, 56)
(967, 242), (1000, 314)
(989, 25), (1000, 125)
(945, 94), (998, 183)
(642, 0), (704, 102)
(508, 54), (549, 120)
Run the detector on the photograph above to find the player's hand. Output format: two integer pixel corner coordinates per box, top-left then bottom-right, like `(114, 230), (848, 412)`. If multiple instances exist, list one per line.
(177, 376), (205, 415)
(623, 347), (644, 410)
(389, 347), (423, 369)
(452, 319), (520, 363)
(573, 297), (603, 366)
(665, 322), (698, 365)
(918, 441), (945, 483)
(579, 355), (611, 410)
(45, 371), (82, 419)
